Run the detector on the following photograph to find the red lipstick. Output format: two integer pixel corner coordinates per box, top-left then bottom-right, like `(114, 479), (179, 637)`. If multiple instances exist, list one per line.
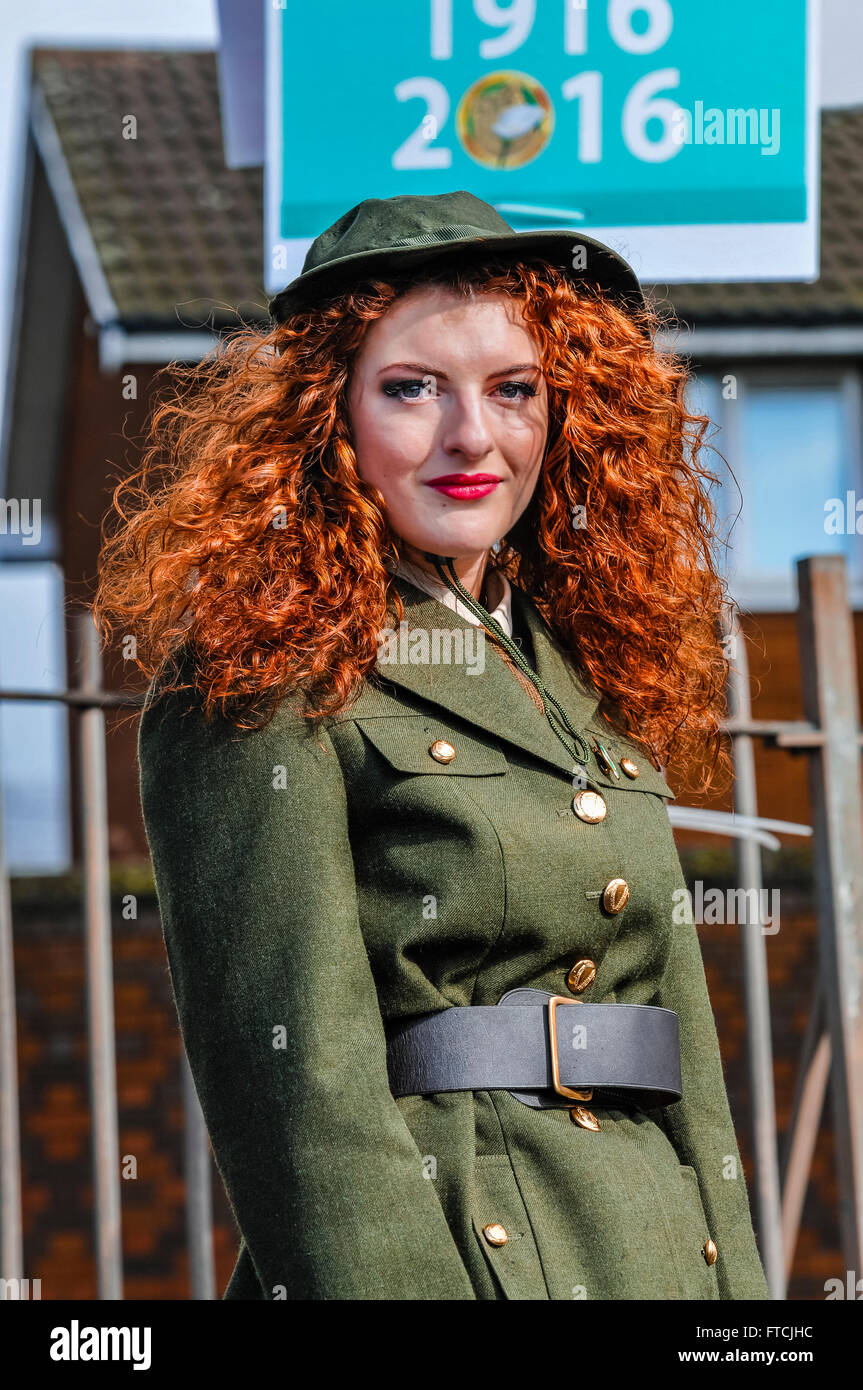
(425, 472), (501, 500)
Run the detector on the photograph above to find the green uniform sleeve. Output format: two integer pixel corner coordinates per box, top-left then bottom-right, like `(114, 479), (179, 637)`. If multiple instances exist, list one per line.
(138, 672), (477, 1300)
(651, 848), (771, 1301)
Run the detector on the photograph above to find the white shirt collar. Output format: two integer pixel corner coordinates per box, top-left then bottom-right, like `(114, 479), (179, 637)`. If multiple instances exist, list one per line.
(386, 555), (513, 638)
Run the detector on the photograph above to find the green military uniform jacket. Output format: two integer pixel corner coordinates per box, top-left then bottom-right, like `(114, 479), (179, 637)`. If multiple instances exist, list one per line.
(138, 573), (770, 1301)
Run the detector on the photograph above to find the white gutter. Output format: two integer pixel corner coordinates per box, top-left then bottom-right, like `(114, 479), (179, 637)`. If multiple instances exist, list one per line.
(98, 325), (219, 371)
(657, 324), (863, 358)
(29, 81), (118, 326)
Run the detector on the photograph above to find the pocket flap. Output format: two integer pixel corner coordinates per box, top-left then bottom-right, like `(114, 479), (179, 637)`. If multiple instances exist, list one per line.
(470, 1154), (549, 1299)
(354, 715), (508, 777)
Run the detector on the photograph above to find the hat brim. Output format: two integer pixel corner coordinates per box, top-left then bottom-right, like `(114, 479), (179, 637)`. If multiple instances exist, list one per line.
(268, 228), (645, 323)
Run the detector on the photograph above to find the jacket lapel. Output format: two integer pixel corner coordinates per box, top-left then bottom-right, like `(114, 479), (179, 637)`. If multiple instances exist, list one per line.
(355, 574), (602, 779)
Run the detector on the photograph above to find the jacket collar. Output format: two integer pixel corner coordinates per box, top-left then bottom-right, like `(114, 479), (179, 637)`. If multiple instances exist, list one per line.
(350, 573), (602, 779)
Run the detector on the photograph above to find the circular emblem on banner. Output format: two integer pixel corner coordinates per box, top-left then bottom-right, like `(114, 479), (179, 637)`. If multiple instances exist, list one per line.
(456, 70), (554, 169)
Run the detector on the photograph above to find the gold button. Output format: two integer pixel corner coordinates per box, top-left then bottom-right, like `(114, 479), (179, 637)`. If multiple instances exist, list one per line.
(602, 878), (630, 914)
(570, 1106), (601, 1131)
(567, 959), (596, 993)
(572, 789), (607, 823)
(483, 1222), (509, 1246)
(429, 739), (456, 764)
(704, 1239), (718, 1266)
(620, 757), (640, 779)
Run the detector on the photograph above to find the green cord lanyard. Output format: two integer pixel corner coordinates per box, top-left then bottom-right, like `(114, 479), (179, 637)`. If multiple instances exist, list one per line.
(432, 555), (594, 775)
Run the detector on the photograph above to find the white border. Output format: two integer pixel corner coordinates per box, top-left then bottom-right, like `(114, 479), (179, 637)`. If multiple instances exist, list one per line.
(264, 2), (311, 298)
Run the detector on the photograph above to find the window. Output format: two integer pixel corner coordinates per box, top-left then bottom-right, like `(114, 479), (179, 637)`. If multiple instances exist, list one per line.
(0, 541), (71, 875)
(686, 366), (863, 610)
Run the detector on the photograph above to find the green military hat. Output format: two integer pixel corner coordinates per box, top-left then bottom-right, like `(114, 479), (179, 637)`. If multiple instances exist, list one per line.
(267, 189), (647, 322)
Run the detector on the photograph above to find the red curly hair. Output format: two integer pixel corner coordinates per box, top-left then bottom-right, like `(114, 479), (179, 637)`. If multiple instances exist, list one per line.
(94, 252), (731, 791)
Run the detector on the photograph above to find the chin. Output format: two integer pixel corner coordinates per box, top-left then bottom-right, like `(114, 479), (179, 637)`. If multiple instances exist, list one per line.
(401, 524), (505, 560)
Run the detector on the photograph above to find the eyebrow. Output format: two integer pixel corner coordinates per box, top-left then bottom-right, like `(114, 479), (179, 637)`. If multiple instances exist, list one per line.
(377, 361), (541, 379)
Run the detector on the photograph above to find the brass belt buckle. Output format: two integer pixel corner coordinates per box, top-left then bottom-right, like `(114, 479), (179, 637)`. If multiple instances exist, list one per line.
(546, 995), (593, 1102)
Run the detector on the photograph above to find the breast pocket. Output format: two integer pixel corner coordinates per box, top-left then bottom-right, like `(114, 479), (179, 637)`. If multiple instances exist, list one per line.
(353, 715), (509, 778)
(346, 714), (509, 973)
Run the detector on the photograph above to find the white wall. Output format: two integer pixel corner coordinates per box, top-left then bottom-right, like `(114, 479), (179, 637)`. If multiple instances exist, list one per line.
(821, 0), (863, 106)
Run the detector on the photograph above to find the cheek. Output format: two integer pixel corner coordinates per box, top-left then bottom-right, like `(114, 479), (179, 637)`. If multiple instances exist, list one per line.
(353, 403), (431, 488)
(498, 400), (547, 464)
(504, 431), (545, 492)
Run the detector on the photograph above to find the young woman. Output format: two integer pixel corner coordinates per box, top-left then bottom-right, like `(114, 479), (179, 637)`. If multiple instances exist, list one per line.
(95, 190), (770, 1301)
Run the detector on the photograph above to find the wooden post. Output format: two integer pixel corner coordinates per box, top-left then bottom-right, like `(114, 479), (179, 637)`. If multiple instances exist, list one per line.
(0, 759), (23, 1281)
(796, 555), (863, 1276)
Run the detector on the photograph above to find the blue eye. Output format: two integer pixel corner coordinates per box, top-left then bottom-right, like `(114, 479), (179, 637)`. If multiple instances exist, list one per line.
(382, 378), (538, 401)
(497, 381), (538, 399)
(382, 379), (433, 401)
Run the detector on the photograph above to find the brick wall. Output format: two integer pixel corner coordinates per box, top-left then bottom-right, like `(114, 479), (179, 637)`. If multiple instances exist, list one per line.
(12, 881), (237, 1299)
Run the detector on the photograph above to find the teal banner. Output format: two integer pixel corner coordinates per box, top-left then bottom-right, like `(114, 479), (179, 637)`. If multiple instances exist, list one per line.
(268, 0), (809, 237)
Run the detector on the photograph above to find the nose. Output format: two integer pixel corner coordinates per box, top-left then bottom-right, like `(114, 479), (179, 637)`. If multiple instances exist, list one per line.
(439, 388), (495, 461)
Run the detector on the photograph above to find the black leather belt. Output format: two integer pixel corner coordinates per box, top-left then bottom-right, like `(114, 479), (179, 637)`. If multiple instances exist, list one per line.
(385, 987), (682, 1110)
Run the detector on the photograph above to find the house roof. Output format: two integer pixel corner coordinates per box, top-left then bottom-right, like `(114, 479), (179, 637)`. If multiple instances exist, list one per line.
(29, 47), (266, 331)
(27, 45), (863, 332)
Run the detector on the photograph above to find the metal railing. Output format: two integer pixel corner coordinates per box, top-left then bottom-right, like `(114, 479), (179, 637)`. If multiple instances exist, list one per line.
(1, 553), (862, 1298)
(0, 614), (213, 1299)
